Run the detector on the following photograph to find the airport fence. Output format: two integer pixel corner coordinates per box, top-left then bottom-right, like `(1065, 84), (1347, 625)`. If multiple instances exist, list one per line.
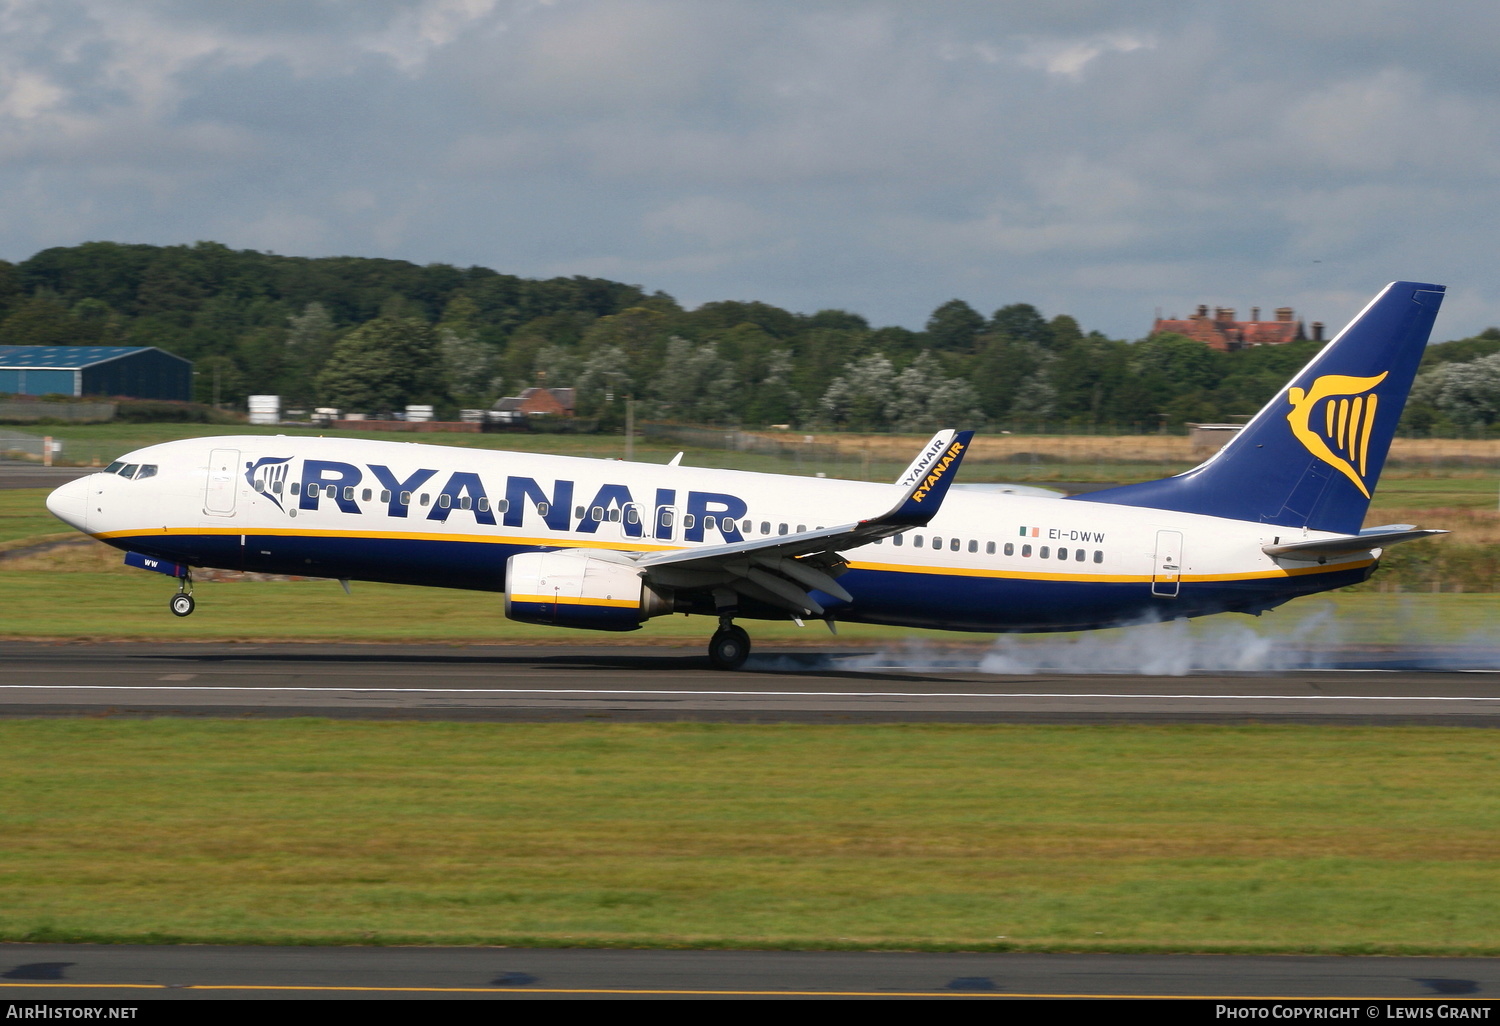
(0, 430), (64, 462)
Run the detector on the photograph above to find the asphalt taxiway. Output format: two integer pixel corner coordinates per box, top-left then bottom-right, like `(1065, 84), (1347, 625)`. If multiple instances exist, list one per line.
(0, 463), (94, 490)
(3, 641), (1500, 725)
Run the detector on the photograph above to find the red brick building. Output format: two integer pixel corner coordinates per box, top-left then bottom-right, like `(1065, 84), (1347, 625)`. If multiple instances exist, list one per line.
(489, 386), (577, 424)
(1151, 305), (1324, 352)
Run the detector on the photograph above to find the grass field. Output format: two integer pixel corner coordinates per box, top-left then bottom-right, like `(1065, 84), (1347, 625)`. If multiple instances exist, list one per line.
(2, 720), (1498, 952)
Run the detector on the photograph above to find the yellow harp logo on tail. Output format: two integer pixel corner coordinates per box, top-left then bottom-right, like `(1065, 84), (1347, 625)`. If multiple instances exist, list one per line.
(1285, 372), (1388, 498)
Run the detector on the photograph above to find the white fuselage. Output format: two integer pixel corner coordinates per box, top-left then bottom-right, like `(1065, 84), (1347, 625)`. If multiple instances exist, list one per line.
(47, 435), (1376, 633)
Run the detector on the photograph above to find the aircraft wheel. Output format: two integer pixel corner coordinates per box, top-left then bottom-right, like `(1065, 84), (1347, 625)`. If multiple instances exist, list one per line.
(708, 625), (750, 670)
(170, 593), (195, 617)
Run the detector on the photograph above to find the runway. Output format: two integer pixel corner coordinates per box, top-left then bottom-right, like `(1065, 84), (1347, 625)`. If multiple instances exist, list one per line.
(1, 944), (1497, 999)
(4, 641), (1500, 724)
(0, 462), (93, 490)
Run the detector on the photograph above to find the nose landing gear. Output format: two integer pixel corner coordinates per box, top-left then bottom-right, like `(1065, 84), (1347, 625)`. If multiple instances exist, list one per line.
(169, 573), (195, 617)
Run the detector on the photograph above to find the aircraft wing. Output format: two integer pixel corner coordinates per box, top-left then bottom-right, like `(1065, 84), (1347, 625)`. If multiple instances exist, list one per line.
(629, 430), (974, 617)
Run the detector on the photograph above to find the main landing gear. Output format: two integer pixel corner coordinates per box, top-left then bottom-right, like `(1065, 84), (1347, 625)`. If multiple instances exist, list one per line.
(169, 572), (195, 617)
(708, 616), (751, 671)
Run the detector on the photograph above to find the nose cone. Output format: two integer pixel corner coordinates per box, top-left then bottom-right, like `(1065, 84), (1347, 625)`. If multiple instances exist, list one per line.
(46, 476), (90, 533)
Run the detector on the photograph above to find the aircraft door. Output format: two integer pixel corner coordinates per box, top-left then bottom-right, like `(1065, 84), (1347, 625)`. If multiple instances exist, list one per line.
(205, 448), (240, 516)
(1152, 530), (1183, 598)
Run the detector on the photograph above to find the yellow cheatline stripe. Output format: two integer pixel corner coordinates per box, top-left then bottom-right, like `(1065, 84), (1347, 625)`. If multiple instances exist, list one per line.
(0, 982), (1480, 999)
(94, 528), (1374, 587)
(846, 558), (1374, 585)
(509, 594), (640, 609)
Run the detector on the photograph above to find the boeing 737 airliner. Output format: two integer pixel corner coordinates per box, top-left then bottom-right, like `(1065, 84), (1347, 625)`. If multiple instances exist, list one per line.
(46, 281), (1447, 669)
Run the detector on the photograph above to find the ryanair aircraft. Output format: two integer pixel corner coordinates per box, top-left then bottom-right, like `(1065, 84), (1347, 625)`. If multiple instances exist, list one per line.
(45, 281), (1447, 669)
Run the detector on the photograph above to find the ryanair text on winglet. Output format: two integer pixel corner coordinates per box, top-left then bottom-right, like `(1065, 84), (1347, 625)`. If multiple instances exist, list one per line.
(899, 434), (951, 487)
(910, 440), (965, 503)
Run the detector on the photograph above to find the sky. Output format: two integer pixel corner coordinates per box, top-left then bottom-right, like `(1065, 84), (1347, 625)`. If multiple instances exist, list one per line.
(1, 0), (1498, 342)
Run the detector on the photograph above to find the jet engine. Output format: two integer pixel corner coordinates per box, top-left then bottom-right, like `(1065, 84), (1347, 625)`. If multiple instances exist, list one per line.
(504, 550), (674, 631)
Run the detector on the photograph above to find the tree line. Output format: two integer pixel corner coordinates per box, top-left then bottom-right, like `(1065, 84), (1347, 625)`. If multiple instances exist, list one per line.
(0, 240), (1496, 433)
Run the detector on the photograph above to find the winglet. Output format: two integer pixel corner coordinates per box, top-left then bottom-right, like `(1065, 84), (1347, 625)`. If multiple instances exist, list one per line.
(894, 430), (957, 486)
(881, 430), (975, 525)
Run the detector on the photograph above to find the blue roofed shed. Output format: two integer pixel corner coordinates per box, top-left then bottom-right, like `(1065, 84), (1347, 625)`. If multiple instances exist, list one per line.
(0, 346), (192, 401)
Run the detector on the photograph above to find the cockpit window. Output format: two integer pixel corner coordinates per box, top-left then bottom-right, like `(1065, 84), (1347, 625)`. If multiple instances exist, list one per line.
(105, 462), (157, 480)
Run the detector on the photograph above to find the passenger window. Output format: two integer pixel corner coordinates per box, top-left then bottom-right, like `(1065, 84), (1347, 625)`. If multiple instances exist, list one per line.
(986, 541), (996, 554)
(1075, 548), (1084, 561)
(575, 506), (586, 519)
(325, 485), (337, 498)
(626, 507), (639, 524)
(932, 536), (942, 549)
(1003, 542), (1013, 556)
(536, 502), (550, 516)
(608, 508), (620, 522)
(399, 491), (411, 505)
(761, 522), (771, 535)
(968, 540), (977, 553)
(496, 499), (509, 512)
(362, 488), (372, 502)
(478, 497), (489, 512)
(1094, 550), (1103, 563)
(273, 480), (283, 494)
(342, 486), (354, 501)
(741, 520), (751, 534)
(590, 506), (603, 521)
(893, 534), (903, 547)
(420, 494), (430, 507)
(778, 524), (788, 535)
(439, 494), (451, 509)
(306, 483), (317, 498)
(460, 496), (472, 510)
(797, 525), (806, 534)
(1022, 544), (1032, 557)
(704, 516), (717, 530)
(1040, 546), (1050, 558)
(136, 465), (157, 480)
(661, 509), (674, 527)
(1057, 547), (1066, 560)
(952, 538), (961, 552)
(683, 514), (696, 530)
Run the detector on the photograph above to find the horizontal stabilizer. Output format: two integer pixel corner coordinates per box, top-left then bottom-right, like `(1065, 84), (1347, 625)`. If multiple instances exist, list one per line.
(1263, 528), (1447, 560)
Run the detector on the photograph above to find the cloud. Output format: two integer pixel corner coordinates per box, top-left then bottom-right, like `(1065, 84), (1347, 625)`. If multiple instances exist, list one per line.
(0, 1), (1498, 340)
(1016, 32), (1154, 78)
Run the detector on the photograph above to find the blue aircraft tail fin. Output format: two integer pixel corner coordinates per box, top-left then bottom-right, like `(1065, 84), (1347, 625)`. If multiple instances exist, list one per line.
(1072, 281), (1446, 534)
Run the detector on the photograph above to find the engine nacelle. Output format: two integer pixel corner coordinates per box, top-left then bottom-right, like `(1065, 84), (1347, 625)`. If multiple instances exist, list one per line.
(504, 550), (673, 631)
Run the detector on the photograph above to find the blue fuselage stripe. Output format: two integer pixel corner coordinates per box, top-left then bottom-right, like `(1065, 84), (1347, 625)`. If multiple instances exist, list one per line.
(110, 532), (1370, 633)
